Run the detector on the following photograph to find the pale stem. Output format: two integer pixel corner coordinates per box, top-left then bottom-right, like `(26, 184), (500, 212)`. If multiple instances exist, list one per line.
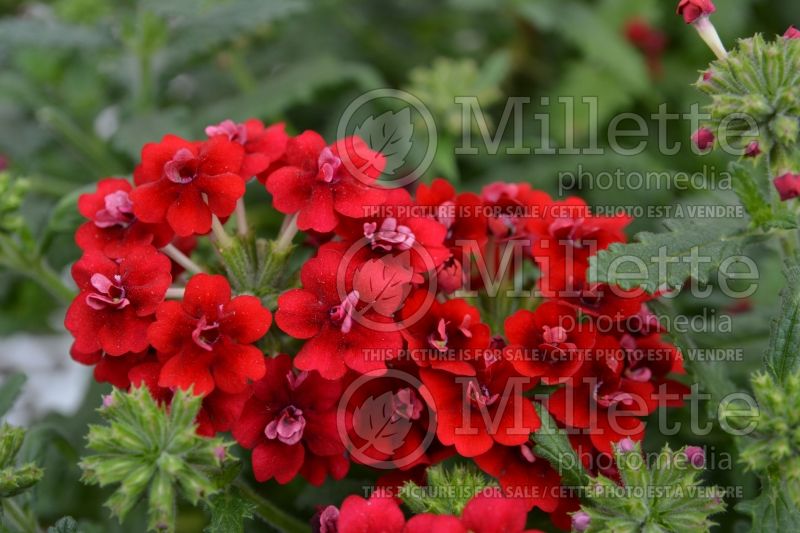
(274, 213), (299, 252)
(693, 17), (728, 60)
(160, 244), (204, 274)
(211, 214), (234, 249)
(165, 287), (185, 299)
(235, 198), (248, 236)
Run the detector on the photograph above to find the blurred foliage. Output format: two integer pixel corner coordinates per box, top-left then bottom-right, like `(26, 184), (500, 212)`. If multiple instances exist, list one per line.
(1, 0), (799, 531)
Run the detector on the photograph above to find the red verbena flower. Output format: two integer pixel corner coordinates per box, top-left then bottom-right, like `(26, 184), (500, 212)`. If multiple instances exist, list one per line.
(148, 273), (271, 395)
(676, 0), (715, 24)
(400, 291), (491, 376)
(65, 246), (171, 356)
(474, 443), (562, 512)
(264, 131), (388, 233)
(76, 178), (173, 257)
(131, 135), (245, 236)
(504, 301), (595, 384)
(420, 356), (540, 457)
(205, 119), (288, 178)
(275, 246), (403, 380)
(233, 354), (348, 485)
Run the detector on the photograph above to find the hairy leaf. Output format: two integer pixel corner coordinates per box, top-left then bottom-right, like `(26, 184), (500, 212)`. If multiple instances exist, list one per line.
(737, 471), (800, 532)
(205, 490), (255, 533)
(532, 403), (590, 488)
(764, 266), (800, 383)
(588, 217), (750, 293)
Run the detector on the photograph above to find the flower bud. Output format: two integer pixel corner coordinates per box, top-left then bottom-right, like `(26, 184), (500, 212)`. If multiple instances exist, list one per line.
(773, 173), (800, 201)
(684, 446), (706, 468)
(692, 127), (715, 152)
(784, 26), (800, 39)
(744, 141), (761, 158)
(618, 437), (636, 453)
(571, 511), (591, 532)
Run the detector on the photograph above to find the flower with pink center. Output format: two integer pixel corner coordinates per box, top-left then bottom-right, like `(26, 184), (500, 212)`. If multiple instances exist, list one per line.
(205, 119), (248, 144)
(329, 290), (360, 334)
(147, 274), (271, 395)
(265, 405), (306, 445)
(76, 178), (174, 257)
(85, 273), (130, 310)
(94, 190), (135, 228)
(317, 147), (342, 183)
(391, 387), (423, 421)
(65, 246), (171, 356)
(233, 355), (348, 485)
(364, 217), (416, 251)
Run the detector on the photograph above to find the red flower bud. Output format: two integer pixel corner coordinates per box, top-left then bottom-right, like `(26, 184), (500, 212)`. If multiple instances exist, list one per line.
(744, 141), (761, 158)
(785, 26), (800, 39)
(691, 127), (715, 152)
(773, 173), (800, 201)
(676, 0), (716, 24)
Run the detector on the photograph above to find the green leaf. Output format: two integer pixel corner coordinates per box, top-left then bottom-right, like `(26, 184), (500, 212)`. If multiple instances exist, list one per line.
(0, 373), (26, 419)
(729, 162), (797, 230)
(588, 217), (751, 293)
(531, 403), (590, 488)
(737, 471), (800, 532)
(204, 489), (255, 533)
(764, 266), (800, 383)
(47, 516), (79, 533)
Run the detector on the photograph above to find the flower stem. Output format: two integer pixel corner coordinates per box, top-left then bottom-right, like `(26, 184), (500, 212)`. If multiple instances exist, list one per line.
(160, 244), (204, 275)
(235, 198), (249, 237)
(211, 215), (235, 250)
(165, 287), (185, 299)
(233, 480), (308, 533)
(274, 213), (299, 253)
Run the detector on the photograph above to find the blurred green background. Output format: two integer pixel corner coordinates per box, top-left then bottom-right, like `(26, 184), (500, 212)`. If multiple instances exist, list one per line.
(1, 0), (799, 530)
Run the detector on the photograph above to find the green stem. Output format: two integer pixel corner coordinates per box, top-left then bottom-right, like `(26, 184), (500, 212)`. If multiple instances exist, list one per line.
(2, 499), (41, 533)
(30, 258), (76, 305)
(233, 480), (308, 533)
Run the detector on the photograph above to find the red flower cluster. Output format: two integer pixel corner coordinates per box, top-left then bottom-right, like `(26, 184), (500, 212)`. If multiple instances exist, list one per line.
(68, 120), (688, 530)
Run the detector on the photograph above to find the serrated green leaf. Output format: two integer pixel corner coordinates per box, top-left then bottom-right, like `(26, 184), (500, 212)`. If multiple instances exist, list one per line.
(737, 471), (800, 532)
(764, 266), (800, 383)
(204, 489), (255, 533)
(730, 162), (797, 230)
(532, 403), (590, 488)
(0, 373), (26, 418)
(47, 516), (78, 533)
(588, 217), (751, 293)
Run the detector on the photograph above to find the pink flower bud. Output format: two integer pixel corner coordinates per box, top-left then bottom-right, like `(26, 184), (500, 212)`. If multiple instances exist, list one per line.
(684, 445), (706, 468)
(702, 70), (713, 82)
(676, 0), (716, 24)
(571, 511), (591, 532)
(102, 394), (114, 408)
(618, 437), (636, 453)
(773, 173), (800, 201)
(784, 26), (800, 39)
(692, 127), (715, 152)
(744, 141), (761, 158)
